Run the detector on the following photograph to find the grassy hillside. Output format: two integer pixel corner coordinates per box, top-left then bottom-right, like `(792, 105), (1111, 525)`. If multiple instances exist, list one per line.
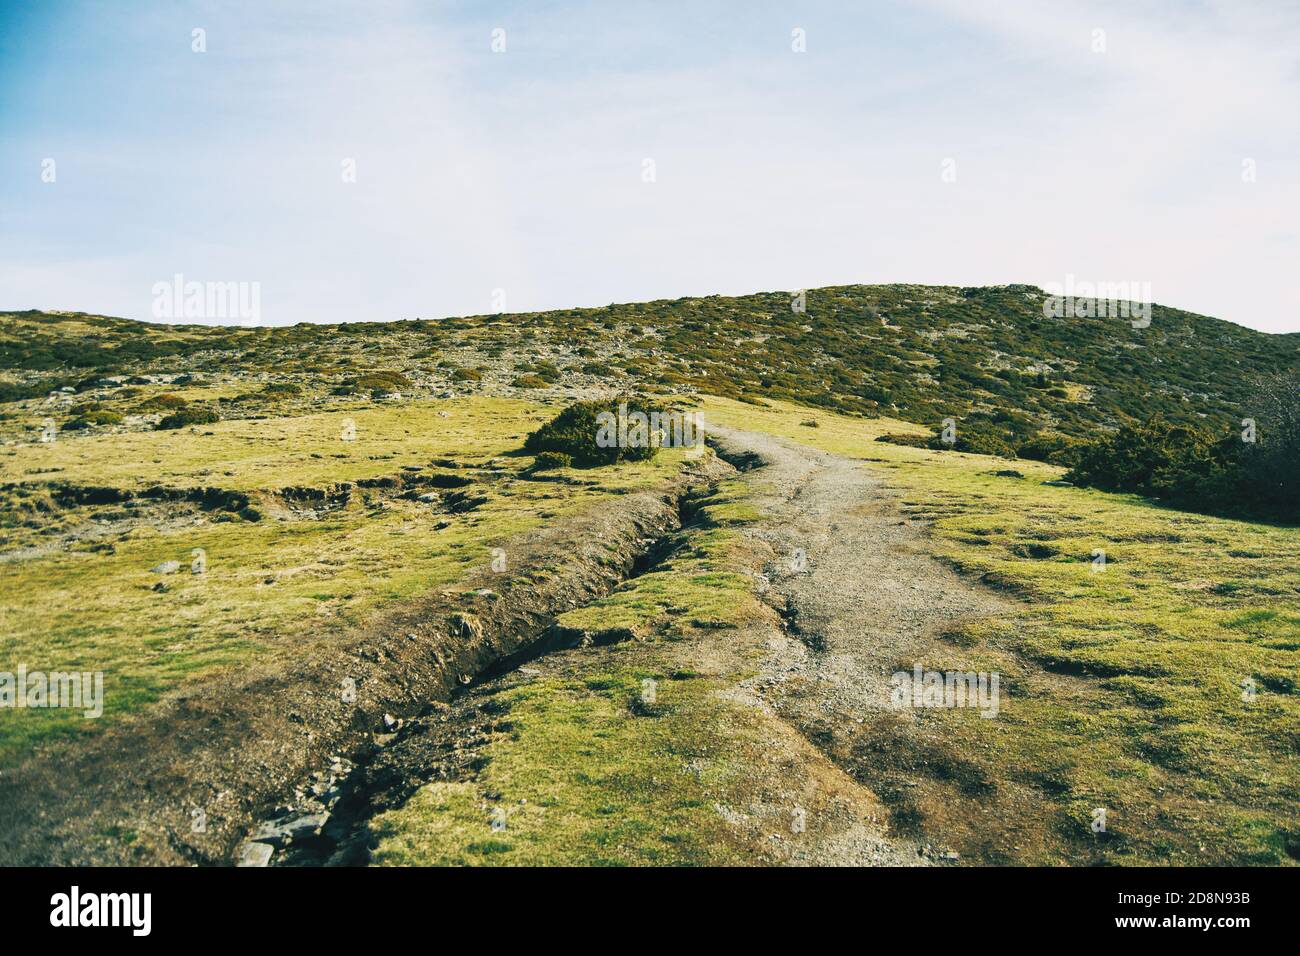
(0, 287), (1295, 866)
(3, 285), (1296, 445)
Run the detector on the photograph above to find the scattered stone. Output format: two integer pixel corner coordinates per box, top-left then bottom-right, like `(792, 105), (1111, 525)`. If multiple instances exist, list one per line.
(150, 560), (180, 574)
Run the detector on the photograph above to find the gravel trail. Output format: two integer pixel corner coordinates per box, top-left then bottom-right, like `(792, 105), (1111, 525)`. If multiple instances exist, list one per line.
(708, 424), (1011, 861)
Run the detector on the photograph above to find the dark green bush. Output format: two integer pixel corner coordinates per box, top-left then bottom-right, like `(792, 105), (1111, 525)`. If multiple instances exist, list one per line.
(927, 429), (1018, 458)
(157, 407), (220, 430)
(1017, 432), (1085, 468)
(523, 396), (665, 468)
(1066, 374), (1299, 523)
(512, 374), (550, 389)
(530, 451), (572, 470)
(875, 432), (929, 448)
(1067, 418), (1226, 500)
(63, 409), (123, 430)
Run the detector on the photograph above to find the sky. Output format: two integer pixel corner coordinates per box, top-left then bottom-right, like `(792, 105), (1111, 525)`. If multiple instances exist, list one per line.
(1, 0), (1297, 332)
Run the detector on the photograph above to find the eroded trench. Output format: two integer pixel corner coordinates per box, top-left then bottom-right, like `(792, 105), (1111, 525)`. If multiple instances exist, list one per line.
(235, 460), (741, 867)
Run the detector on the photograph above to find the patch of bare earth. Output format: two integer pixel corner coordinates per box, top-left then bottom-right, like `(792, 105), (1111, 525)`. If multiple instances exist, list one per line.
(708, 425), (1032, 864)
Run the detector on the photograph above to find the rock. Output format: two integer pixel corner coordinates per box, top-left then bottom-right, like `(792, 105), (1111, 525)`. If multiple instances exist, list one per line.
(382, 712), (402, 732)
(150, 561), (180, 574)
(235, 841), (274, 867)
(250, 812), (329, 848)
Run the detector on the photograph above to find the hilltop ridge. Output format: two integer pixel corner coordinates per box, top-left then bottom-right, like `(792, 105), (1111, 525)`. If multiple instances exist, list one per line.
(2, 284), (1296, 445)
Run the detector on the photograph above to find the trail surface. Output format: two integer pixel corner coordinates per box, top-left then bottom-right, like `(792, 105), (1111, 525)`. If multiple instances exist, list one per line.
(707, 425), (1011, 861)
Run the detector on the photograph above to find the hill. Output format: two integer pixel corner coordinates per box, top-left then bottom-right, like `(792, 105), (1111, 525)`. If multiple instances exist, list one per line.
(2, 284), (1296, 447)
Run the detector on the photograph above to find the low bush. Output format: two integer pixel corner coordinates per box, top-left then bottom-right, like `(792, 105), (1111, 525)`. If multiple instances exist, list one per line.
(136, 393), (188, 412)
(523, 396), (666, 468)
(530, 451), (572, 471)
(1067, 373), (1299, 522)
(512, 374), (550, 389)
(63, 409), (123, 430)
(157, 407), (220, 430)
(1017, 432), (1086, 468)
(334, 371), (411, 397)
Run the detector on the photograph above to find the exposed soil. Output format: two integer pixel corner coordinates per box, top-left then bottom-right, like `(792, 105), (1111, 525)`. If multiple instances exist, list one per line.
(706, 425), (1019, 862)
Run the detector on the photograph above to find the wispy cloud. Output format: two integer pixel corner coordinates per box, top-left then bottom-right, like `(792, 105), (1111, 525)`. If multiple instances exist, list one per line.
(0, 0), (1296, 331)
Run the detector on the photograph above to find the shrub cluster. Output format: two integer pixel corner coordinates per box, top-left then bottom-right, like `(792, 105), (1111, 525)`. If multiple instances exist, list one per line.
(1067, 374), (1298, 522)
(157, 407), (220, 430)
(523, 396), (666, 468)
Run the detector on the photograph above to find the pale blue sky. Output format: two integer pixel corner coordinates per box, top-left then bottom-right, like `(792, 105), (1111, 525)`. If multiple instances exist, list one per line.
(2, 0), (1297, 331)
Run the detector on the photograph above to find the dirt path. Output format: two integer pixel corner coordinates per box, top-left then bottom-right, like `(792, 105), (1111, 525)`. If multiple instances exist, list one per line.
(708, 425), (1012, 859)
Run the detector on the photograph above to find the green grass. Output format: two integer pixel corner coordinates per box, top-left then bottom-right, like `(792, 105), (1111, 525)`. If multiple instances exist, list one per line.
(0, 396), (692, 764)
(370, 669), (753, 866)
(556, 479), (760, 638)
(369, 467), (789, 866)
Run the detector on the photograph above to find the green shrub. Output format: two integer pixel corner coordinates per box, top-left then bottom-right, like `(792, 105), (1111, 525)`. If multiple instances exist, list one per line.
(927, 429), (1018, 458)
(263, 382), (302, 395)
(875, 433), (930, 448)
(335, 371), (411, 396)
(157, 407), (220, 430)
(1067, 418), (1225, 500)
(512, 374), (550, 389)
(516, 360), (562, 383)
(451, 367), (483, 383)
(1017, 432), (1085, 468)
(530, 451), (572, 471)
(1066, 379), (1299, 523)
(63, 409), (123, 430)
(523, 396), (666, 468)
(136, 393), (188, 411)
